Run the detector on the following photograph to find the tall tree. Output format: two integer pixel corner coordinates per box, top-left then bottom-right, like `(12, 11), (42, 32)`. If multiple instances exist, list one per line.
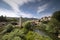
(0, 15), (7, 22)
(52, 11), (60, 22)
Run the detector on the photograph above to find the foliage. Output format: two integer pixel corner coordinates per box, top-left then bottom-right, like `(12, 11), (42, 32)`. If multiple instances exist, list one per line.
(0, 27), (5, 32)
(8, 18), (18, 22)
(12, 36), (21, 40)
(1, 28), (28, 40)
(2, 11), (60, 40)
(1, 24), (14, 34)
(46, 11), (60, 33)
(39, 23), (46, 31)
(2, 35), (9, 40)
(42, 20), (49, 24)
(44, 11), (60, 40)
(47, 18), (60, 33)
(0, 15), (7, 22)
(26, 31), (52, 40)
(23, 21), (36, 31)
(52, 11), (60, 22)
(2, 29), (21, 40)
(1, 25), (53, 40)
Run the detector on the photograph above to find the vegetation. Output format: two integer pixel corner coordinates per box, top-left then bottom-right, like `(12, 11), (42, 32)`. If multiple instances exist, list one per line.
(0, 15), (7, 22)
(0, 11), (60, 40)
(1, 26), (52, 40)
(46, 11), (60, 40)
(26, 31), (52, 40)
(52, 11), (60, 22)
(23, 21), (36, 31)
(0, 21), (52, 40)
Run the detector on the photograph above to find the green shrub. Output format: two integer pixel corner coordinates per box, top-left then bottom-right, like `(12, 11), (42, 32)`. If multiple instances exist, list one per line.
(23, 21), (35, 31)
(2, 28), (26, 40)
(26, 31), (52, 40)
(2, 35), (8, 40)
(12, 36), (21, 40)
(0, 24), (14, 34)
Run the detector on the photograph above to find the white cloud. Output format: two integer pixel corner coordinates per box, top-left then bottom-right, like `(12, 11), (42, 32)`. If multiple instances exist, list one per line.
(3, 0), (35, 18)
(3, 0), (34, 12)
(17, 11), (34, 18)
(41, 14), (51, 17)
(0, 8), (34, 18)
(0, 9), (19, 17)
(37, 3), (48, 13)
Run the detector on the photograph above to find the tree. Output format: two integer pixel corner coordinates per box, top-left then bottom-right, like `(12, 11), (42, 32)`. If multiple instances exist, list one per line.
(52, 11), (60, 22)
(46, 11), (60, 40)
(48, 11), (60, 34)
(0, 15), (7, 22)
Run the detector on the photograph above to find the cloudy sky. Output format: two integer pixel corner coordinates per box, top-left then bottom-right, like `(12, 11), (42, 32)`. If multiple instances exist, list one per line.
(0, 0), (60, 18)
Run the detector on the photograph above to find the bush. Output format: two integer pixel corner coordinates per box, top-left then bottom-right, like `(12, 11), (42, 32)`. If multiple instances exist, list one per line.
(1, 24), (14, 34)
(26, 31), (52, 40)
(2, 28), (27, 40)
(12, 36), (21, 40)
(2, 35), (8, 40)
(23, 21), (35, 31)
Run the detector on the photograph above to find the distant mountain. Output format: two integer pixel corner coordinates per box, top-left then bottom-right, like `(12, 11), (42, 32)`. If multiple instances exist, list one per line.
(7, 17), (38, 23)
(21, 17), (38, 23)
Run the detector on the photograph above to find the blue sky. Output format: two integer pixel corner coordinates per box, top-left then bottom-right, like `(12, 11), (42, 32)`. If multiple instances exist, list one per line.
(0, 0), (60, 18)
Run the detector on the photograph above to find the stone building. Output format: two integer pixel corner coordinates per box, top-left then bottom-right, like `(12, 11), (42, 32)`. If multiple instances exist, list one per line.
(40, 16), (51, 22)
